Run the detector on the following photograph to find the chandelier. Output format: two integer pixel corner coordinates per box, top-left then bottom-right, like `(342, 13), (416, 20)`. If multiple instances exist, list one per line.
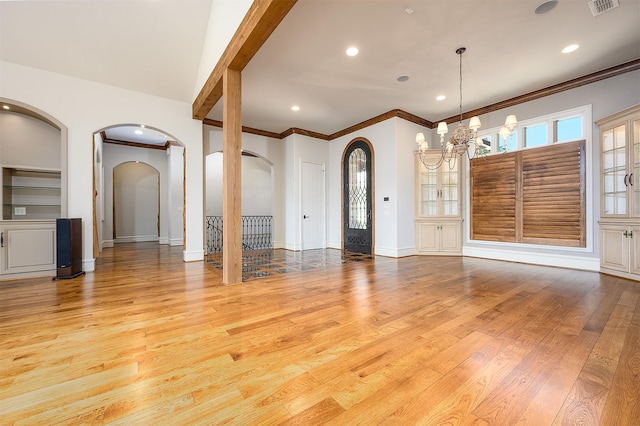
(416, 47), (517, 169)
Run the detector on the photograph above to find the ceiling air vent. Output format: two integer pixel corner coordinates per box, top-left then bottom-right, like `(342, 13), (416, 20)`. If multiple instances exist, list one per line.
(588, 0), (620, 16)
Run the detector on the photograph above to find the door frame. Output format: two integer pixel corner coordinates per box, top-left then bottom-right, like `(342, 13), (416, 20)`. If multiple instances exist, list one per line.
(341, 137), (375, 254)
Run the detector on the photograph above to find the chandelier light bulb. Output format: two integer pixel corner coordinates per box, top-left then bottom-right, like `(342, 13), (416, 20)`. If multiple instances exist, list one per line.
(469, 116), (481, 131)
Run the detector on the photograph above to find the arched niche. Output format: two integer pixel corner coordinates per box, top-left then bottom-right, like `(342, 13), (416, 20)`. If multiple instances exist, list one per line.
(0, 97), (68, 219)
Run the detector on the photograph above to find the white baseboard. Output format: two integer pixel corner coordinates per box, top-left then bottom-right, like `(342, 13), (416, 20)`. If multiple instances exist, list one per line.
(159, 237), (169, 245)
(463, 246), (600, 271)
(183, 249), (204, 262)
(374, 246), (416, 258)
(83, 258), (96, 272)
(169, 238), (184, 246)
(102, 240), (114, 248)
(115, 235), (159, 243)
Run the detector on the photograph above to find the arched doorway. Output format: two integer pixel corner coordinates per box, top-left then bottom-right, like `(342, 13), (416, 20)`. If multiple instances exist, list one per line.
(93, 125), (185, 258)
(342, 139), (374, 255)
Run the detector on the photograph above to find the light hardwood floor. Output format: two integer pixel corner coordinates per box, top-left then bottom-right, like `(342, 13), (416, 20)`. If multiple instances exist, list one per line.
(1, 243), (639, 425)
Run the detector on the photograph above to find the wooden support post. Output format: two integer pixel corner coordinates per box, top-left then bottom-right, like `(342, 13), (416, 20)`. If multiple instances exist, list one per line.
(222, 67), (243, 284)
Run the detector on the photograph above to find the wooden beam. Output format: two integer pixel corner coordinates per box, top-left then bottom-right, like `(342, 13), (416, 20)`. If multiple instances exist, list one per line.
(192, 0), (298, 120)
(203, 118), (282, 139)
(222, 68), (243, 284)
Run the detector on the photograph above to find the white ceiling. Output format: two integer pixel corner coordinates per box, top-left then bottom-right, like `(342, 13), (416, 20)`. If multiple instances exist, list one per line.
(1, 0), (639, 139)
(0, 0), (211, 103)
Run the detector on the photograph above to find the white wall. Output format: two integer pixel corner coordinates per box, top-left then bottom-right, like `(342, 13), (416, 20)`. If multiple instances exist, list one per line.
(113, 162), (160, 242)
(0, 111), (61, 169)
(103, 144), (168, 246)
(0, 61), (204, 270)
(206, 152), (273, 217)
(167, 145), (184, 246)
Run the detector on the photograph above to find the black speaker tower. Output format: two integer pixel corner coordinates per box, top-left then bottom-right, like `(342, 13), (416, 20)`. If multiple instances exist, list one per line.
(54, 218), (85, 280)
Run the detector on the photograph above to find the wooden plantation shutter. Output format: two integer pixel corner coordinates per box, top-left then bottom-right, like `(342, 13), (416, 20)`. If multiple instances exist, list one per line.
(521, 140), (585, 247)
(470, 140), (586, 247)
(470, 154), (517, 242)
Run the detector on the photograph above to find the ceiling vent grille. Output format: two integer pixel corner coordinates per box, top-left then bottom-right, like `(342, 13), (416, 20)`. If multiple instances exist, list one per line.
(588, 0), (620, 16)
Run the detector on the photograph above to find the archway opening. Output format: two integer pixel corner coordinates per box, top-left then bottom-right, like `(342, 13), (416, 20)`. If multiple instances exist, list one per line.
(205, 151), (273, 256)
(93, 125), (185, 260)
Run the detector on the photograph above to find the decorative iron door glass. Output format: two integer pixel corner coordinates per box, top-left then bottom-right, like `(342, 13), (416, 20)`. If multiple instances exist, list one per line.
(343, 140), (372, 254)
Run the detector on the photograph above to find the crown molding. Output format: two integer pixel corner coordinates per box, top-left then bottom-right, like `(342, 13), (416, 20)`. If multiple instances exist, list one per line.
(436, 58), (640, 126)
(203, 58), (640, 140)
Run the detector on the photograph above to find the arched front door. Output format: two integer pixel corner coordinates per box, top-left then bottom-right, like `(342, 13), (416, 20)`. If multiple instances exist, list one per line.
(343, 139), (373, 254)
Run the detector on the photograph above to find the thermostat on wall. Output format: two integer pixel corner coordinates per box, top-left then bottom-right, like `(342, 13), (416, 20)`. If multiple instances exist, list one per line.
(14, 207), (26, 216)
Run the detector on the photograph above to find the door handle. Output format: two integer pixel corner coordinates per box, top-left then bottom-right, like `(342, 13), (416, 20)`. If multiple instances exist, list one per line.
(630, 173), (634, 186)
(625, 174), (629, 186)
(0, 232), (3, 247)
(303, 215), (309, 219)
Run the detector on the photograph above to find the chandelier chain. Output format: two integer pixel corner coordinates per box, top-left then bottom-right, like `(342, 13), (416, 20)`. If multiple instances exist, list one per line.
(459, 49), (463, 123)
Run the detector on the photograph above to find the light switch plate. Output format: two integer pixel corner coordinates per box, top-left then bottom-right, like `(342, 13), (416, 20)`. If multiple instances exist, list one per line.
(14, 207), (26, 216)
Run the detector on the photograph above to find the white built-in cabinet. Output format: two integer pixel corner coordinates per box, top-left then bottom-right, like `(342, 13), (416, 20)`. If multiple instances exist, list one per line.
(414, 151), (462, 255)
(0, 221), (56, 276)
(597, 104), (640, 280)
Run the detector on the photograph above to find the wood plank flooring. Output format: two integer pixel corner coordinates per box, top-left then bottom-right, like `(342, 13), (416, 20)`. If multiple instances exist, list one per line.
(1, 242), (639, 425)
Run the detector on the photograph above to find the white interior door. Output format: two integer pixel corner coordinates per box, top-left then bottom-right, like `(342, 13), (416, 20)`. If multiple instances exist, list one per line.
(302, 162), (325, 250)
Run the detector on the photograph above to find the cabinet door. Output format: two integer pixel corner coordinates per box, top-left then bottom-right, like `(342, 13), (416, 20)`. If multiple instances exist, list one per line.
(0, 224), (56, 275)
(631, 119), (640, 218)
(631, 225), (640, 275)
(441, 162), (460, 217)
(440, 223), (461, 253)
(416, 222), (439, 252)
(415, 151), (461, 218)
(417, 155), (438, 217)
(601, 125), (628, 217)
(600, 225), (629, 272)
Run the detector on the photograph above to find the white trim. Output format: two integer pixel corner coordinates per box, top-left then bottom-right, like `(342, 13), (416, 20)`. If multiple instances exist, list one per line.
(169, 238), (183, 246)
(83, 258), (96, 272)
(159, 237), (170, 245)
(375, 246), (415, 258)
(114, 235), (159, 243)
(463, 246), (600, 271)
(182, 249), (204, 262)
(102, 239), (114, 248)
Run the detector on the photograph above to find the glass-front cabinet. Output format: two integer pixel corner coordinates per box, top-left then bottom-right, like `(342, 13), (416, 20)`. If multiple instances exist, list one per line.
(601, 116), (640, 218)
(414, 151), (462, 255)
(597, 104), (640, 280)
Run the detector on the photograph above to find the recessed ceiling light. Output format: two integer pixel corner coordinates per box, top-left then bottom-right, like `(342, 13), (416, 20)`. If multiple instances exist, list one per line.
(404, 7), (415, 15)
(436, 95), (446, 101)
(2, 105), (9, 110)
(346, 47), (359, 57)
(397, 75), (409, 82)
(562, 44), (580, 53)
(291, 105), (300, 111)
(134, 130), (143, 135)
(535, 0), (558, 14)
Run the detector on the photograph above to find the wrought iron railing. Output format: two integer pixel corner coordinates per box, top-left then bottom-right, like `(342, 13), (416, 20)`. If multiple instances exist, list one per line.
(206, 215), (272, 254)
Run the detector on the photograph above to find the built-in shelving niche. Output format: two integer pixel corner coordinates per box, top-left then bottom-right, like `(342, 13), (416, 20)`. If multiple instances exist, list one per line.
(2, 167), (62, 220)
